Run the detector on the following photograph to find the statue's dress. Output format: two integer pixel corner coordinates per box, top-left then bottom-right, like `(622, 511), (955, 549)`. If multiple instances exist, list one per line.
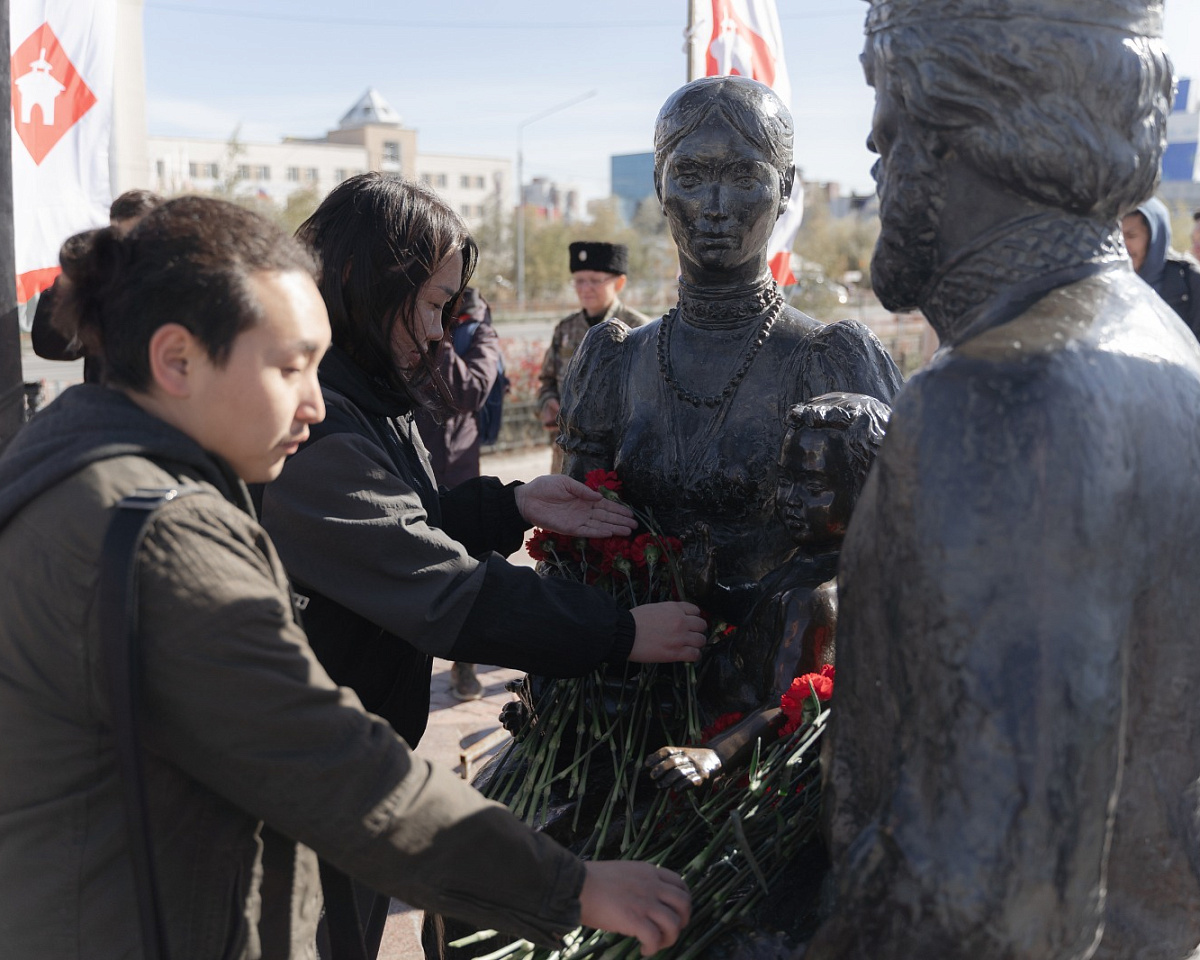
(559, 279), (903, 583)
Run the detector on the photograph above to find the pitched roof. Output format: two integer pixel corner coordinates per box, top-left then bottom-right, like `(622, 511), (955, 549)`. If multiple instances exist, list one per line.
(337, 88), (402, 129)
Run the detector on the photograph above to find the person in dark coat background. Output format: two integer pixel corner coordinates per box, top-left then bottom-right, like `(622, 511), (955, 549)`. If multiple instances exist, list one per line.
(1121, 196), (1200, 341)
(414, 286), (503, 699)
(415, 287), (501, 489)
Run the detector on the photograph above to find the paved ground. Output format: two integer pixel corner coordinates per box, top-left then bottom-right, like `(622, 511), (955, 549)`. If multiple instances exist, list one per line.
(378, 445), (551, 959)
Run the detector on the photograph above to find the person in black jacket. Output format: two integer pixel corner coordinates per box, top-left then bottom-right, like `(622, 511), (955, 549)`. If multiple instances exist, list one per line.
(258, 173), (706, 960)
(1121, 196), (1200, 342)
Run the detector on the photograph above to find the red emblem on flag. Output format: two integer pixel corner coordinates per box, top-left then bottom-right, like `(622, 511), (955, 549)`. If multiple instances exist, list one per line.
(11, 22), (97, 165)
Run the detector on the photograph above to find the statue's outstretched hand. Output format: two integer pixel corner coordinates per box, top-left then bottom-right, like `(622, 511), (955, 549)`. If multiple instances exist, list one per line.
(579, 861), (691, 956)
(514, 474), (635, 538)
(645, 745), (723, 790)
(629, 602), (706, 663)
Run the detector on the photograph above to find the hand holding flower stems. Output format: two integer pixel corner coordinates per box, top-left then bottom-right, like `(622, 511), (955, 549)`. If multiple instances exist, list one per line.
(629, 603), (706, 663)
(514, 474), (636, 539)
(579, 861), (691, 956)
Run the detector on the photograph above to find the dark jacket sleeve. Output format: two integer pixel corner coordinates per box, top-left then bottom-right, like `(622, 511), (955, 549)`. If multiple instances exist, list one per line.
(136, 496), (587, 947)
(262, 430), (633, 672)
(1181, 260), (1200, 342)
(451, 554), (636, 672)
(439, 475), (527, 557)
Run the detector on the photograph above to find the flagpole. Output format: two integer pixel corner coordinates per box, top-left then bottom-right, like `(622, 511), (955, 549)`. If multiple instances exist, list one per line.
(686, 0), (703, 82)
(0, 0), (22, 450)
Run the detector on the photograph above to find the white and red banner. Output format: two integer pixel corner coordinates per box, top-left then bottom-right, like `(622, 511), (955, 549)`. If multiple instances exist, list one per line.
(692, 0), (802, 285)
(11, 0), (115, 303)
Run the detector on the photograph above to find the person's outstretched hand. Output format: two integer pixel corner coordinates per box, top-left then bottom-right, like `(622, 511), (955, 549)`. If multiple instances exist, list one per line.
(579, 861), (691, 956)
(629, 602), (706, 663)
(514, 474), (635, 538)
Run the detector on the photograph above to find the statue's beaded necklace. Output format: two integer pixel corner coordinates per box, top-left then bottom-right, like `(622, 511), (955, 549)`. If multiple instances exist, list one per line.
(656, 275), (785, 409)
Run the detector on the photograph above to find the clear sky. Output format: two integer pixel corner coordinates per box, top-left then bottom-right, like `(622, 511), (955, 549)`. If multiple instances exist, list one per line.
(143, 1), (1200, 208)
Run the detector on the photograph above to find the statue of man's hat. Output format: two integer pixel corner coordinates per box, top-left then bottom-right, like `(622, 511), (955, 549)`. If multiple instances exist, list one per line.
(865, 0), (1162, 36)
(569, 241), (630, 275)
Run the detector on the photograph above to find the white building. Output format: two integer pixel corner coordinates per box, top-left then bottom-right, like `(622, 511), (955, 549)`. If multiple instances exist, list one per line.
(146, 89), (512, 228)
(419, 154), (510, 224)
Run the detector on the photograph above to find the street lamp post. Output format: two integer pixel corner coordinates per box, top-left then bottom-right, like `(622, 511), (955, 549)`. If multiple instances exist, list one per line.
(516, 90), (596, 314)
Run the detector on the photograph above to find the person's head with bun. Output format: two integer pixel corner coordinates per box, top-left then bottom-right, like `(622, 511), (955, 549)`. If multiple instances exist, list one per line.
(57, 196), (331, 482)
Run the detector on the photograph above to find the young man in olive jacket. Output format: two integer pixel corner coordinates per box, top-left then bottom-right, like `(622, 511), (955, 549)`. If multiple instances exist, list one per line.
(0, 198), (690, 959)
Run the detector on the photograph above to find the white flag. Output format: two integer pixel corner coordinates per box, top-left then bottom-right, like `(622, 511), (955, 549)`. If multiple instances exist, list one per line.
(10, 0), (116, 303)
(694, 0), (802, 284)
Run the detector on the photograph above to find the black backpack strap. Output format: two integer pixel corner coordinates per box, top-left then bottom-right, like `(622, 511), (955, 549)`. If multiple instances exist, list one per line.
(98, 486), (201, 960)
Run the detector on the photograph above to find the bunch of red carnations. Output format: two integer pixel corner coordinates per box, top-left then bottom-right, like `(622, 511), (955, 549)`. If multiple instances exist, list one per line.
(525, 469), (686, 604)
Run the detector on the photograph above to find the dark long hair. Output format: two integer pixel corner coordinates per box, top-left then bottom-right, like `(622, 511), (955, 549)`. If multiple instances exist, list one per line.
(296, 173), (479, 400)
(56, 196), (317, 391)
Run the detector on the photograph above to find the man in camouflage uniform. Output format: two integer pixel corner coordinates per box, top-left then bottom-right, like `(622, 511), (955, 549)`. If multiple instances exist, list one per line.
(538, 241), (649, 471)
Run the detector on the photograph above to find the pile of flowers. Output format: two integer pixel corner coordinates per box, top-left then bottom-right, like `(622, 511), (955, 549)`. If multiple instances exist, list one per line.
(467, 469), (835, 958)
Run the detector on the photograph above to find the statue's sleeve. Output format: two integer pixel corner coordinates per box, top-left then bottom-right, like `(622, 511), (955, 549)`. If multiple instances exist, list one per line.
(799, 319), (904, 403)
(558, 318), (630, 480)
(810, 356), (1131, 960)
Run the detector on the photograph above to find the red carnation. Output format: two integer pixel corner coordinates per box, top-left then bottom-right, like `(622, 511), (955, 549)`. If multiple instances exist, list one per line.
(597, 536), (634, 574)
(525, 528), (555, 562)
(584, 468), (623, 493)
(779, 665), (835, 736)
(701, 711), (745, 741)
(630, 532), (662, 567)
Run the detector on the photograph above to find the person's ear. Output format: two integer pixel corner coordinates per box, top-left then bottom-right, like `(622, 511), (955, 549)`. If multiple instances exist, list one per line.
(146, 323), (199, 398)
(613, 274), (627, 294)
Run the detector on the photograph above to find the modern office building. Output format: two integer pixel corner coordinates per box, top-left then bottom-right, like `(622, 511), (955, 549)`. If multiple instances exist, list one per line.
(611, 151), (655, 223)
(1158, 77), (1200, 212)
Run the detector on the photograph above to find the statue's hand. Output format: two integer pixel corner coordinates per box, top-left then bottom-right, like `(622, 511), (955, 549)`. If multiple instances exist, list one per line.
(645, 745), (723, 790)
(499, 699), (530, 735)
(679, 521), (717, 603)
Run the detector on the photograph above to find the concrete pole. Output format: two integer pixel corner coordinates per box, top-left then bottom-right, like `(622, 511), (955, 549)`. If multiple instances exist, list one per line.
(0, 0), (23, 452)
(514, 90), (596, 315)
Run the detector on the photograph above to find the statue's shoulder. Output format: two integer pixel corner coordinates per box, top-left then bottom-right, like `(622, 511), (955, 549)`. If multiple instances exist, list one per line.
(956, 269), (1188, 371)
(579, 313), (659, 357)
(777, 311), (904, 402)
(774, 308), (886, 352)
(614, 302), (654, 328)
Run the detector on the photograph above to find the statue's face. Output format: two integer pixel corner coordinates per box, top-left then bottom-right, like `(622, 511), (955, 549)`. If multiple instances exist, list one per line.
(776, 426), (854, 552)
(658, 113), (784, 284)
(866, 49), (946, 311)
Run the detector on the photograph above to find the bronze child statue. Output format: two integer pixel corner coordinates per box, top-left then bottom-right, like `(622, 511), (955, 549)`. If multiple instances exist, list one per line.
(645, 392), (890, 791)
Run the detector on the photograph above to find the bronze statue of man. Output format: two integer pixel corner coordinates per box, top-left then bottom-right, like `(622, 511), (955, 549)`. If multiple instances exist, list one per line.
(809, 2), (1200, 958)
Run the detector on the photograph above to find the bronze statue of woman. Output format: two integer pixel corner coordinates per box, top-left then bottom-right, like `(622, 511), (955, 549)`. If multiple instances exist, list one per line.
(559, 76), (901, 586)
